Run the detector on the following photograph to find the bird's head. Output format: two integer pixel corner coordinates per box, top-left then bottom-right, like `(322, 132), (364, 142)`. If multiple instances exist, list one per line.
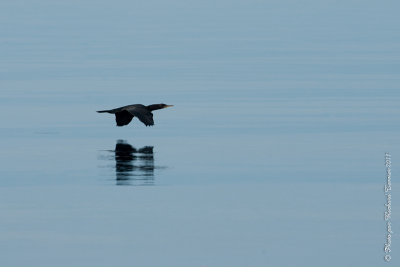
(161, 103), (174, 109)
(147, 103), (174, 111)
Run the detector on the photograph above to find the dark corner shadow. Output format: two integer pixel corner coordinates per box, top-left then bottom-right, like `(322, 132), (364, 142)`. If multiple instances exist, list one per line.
(114, 140), (156, 186)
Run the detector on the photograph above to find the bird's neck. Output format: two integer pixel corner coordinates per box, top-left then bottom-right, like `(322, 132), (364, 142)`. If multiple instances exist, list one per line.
(147, 104), (163, 111)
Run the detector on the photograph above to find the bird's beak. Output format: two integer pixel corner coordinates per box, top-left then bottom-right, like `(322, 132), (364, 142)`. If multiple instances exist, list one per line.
(164, 105), (174, 108)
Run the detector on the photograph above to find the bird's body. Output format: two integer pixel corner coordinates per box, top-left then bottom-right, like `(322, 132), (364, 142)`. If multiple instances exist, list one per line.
(97, 103), (173, 127)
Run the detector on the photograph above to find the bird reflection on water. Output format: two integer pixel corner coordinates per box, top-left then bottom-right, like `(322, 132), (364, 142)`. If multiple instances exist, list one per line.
(113, 140), (156, 186)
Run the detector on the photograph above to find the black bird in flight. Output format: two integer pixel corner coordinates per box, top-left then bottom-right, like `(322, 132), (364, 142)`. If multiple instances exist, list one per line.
(97, 103), (173, 127)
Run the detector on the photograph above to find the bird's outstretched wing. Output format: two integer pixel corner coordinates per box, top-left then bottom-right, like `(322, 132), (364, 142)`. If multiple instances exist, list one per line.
(125, 106), (154, 126)
(115, 110), (134, 126)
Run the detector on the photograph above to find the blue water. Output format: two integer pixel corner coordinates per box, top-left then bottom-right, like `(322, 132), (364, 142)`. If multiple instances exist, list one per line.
(1, 0), (399, 266)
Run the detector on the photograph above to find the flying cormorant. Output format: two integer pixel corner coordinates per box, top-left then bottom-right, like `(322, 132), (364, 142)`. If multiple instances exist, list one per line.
(97, 104), (173, 127)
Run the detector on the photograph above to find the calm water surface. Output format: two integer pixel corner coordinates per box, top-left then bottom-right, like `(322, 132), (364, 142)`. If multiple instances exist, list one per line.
(1, 0), (399, 266)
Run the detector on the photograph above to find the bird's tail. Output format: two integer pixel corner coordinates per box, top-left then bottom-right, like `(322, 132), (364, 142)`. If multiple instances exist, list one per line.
(97, 109), (115, 113)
